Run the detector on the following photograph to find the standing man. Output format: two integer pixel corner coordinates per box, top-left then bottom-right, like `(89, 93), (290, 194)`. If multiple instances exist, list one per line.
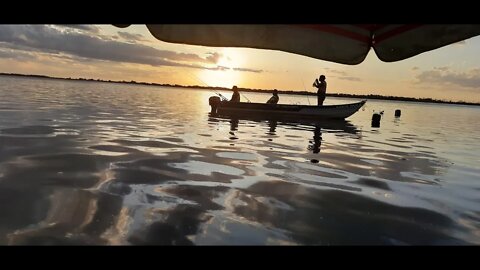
(313, 75), (327, 106)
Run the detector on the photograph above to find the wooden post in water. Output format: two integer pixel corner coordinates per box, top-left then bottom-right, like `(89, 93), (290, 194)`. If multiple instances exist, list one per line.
(395, 109), (401, 117)
(372, 113), (381, 127)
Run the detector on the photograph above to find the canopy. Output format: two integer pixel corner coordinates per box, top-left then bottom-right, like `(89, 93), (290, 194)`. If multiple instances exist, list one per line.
(115, 24), (480, 65)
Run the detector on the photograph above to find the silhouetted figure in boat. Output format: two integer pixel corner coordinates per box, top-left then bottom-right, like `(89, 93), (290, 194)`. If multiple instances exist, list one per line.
(266, 89), (279, 104)
(230, 85), (240, 102)
(313, 75), (327, 106)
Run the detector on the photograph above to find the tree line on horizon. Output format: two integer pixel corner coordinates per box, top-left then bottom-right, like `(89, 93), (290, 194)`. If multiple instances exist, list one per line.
(1, 72), (478, 106)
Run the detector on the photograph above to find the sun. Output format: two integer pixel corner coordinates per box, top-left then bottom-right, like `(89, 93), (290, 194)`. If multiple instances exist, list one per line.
(196, 48), (246, 89)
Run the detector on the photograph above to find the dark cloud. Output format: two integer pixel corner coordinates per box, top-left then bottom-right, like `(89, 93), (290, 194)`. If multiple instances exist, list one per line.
(233, 67), (263, 73)
(117, 31), (148, 43)
(215, 65), (230, 71)
(0, 25), (227, 69)
(415, 68), (480, 89)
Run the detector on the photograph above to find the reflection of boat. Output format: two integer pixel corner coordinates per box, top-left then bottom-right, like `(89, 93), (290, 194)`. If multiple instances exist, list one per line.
(210, 114), (360, 135)
(209, 97), (366, 119)
(309, 125), (322, 154)
(209, 114), (359, 155)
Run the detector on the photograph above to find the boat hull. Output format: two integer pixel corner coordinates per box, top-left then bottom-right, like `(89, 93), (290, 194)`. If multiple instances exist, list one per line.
(211, 99), (366, 119)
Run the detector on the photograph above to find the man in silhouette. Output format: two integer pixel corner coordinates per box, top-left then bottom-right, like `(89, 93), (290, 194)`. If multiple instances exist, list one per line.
(230, 85), (240, 102)
(313, 75), (327, 106)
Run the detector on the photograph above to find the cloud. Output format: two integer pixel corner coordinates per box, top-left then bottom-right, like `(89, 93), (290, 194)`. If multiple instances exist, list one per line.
(0, 48), (38, 61)
(434, 66), (450, 72)
(338, 76), (361, 82)
(197, 65), (263, 73)
(415, 68), (480, 88)
(315, 68), (358, 80)
(0, 25), (265, 74)
(233, 67), (263, 73)
(206, 52), (222, 63)
(0, 25), (226, 69)
(322, 68), (359, 80)
(117, 31), (148, 43)
(324, 68), (347, 76)
(215, 65), (230, 71)
(56, 25), (101, 34)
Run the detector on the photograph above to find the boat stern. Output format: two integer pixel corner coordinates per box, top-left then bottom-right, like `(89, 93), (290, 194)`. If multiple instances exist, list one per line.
(209, 96), (222, 114)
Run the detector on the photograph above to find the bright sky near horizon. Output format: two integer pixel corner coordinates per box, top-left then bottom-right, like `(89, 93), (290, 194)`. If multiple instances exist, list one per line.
(1, 24), (479, 102)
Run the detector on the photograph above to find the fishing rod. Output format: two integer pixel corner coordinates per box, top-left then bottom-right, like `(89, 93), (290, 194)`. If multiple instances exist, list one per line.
(302, 79), (311, 105)
(189, 72), (252, 103)
(188, 73), (228, 101)
(239, 90), (251, 103)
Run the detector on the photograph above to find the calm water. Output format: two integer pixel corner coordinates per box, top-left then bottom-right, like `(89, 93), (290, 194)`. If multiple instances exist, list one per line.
(0, 75), (479, 245)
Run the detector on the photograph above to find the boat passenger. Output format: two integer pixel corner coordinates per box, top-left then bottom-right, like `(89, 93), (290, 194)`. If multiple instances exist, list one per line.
(266, 89), (279, 104)
(230, 85), (240, 102)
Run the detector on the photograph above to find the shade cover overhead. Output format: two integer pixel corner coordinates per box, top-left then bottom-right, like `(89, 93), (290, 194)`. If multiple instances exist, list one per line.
(115, 24), (480, 65)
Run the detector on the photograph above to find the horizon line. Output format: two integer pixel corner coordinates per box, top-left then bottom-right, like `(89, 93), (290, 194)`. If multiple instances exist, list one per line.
(1, 72), (479, 106)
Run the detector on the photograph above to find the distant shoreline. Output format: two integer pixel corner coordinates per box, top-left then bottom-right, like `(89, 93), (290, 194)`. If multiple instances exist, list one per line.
(1, 72), (479, 106)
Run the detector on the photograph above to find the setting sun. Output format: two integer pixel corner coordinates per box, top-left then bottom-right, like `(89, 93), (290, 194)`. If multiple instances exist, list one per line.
(196, 48), (247, 88)
(198, 69), (241, 89)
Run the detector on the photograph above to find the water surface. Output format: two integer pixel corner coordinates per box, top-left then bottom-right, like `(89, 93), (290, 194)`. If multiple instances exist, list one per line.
(0, 75), (479, 245)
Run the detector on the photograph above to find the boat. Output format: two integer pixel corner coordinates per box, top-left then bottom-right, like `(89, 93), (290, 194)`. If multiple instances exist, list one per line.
(209, 96), (366, 120)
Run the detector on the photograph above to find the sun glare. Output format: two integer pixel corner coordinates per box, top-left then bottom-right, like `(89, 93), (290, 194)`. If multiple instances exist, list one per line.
(198, 69), (241, 89)
(196, 48), (247, 89)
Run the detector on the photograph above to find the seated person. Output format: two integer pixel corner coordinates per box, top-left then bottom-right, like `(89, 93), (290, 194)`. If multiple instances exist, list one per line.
(266, 89), (279, 104)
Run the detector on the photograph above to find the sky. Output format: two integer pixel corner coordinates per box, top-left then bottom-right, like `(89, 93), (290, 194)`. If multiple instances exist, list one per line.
(0, 24), (479, 103)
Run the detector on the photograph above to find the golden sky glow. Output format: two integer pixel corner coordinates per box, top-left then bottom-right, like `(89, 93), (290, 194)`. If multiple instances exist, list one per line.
(0, 25), (479, 102)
